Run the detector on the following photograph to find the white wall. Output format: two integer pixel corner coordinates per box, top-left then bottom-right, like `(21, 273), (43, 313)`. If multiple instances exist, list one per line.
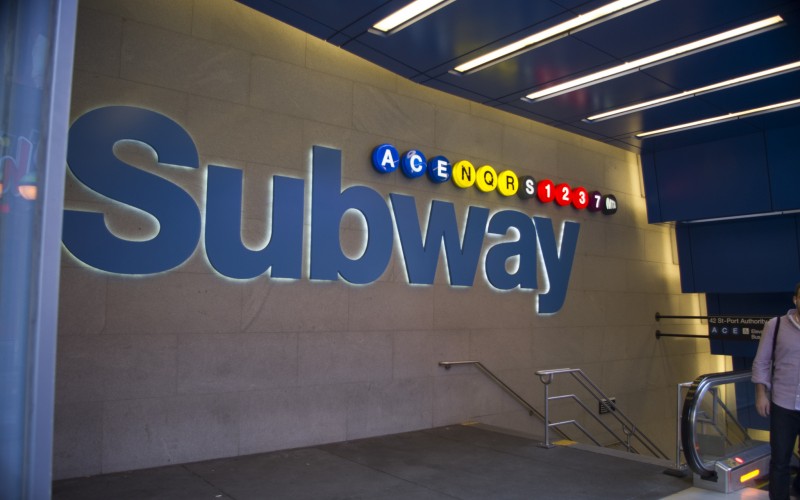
(54, 0), (721, 479)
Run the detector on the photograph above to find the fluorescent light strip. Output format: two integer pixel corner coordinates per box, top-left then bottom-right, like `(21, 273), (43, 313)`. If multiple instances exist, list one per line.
(635, 97), (800, 138)
(371, 0), (455, 35)
(453, 0), (656, 74)
(523, 15), (784, 102)
(586, 60), (800, 121)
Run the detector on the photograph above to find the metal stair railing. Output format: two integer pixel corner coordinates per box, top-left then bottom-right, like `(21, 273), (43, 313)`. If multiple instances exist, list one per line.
(536, 367), (669, 460)
(438, 360), (570, 441)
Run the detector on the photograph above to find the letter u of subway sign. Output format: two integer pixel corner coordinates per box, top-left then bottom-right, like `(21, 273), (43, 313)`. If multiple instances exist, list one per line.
(63, 106), (579, 314)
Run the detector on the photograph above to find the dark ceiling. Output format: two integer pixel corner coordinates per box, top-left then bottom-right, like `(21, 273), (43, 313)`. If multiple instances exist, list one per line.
(237, 0), (800, 154)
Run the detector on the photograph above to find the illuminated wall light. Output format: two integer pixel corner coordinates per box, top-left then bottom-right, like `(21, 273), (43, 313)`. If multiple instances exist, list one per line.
(370, 0), (455, 35)
(586, 60), (800, 122)
(452, 0), (657, 74)
(635, 97), (800, 138)
(522, 15), (784, 102)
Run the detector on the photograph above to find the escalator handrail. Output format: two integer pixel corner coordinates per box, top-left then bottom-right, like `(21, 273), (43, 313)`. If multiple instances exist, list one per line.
(680, 369), (753, 480)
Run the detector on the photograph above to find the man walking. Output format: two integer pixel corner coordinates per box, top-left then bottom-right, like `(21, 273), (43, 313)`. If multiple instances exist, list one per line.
(753, 283), (800, 499)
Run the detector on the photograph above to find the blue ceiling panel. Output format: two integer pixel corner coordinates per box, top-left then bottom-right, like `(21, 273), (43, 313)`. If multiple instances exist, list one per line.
(696, 71), (800, 112)
(434, 36), (615, 100)
(495, 102), (557, 125)
(637, 120), (762, 153)
(236, 0), (800, 155)
(239, 0), (391, 40)
(342, 40), (421, 78)
(738, 106), (800, 132)
(572, 0), (794, 60)
(640, 16), (800, 91)
(345, 0), (570, 71)
(510, 71), (680, 123)
(418, 77), (494, 103)
(569, 100), (725, 140)
(236, 0), (342, 39)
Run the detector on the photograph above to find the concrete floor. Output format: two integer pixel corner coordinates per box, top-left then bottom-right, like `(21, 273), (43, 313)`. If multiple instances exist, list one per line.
(52, 424), (766, 499)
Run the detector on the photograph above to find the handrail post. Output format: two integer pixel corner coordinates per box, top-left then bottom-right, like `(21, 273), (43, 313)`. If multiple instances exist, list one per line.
(539, 372), (554, 448)
(665, 382), (691, 476)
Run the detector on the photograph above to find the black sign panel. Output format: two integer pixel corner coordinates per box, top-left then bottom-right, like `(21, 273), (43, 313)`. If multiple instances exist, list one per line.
(708, 317), (769, 341)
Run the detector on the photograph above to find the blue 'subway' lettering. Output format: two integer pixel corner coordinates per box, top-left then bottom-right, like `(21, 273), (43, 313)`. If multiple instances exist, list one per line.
(63, 106), (580, 314)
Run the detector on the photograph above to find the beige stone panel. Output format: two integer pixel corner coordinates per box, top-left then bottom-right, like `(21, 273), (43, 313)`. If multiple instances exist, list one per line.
(573, 221), (607, 258)
(663, 353), (725, 387)
(396, 77), (470, 115)
(104, 272), (242, 334)
(476, 408), (543, 439)
(644, 226), (674, 264)
(298, 331), (393, 385)
(187, 96), (304, 167)
(53, 401), (103, 479)
(69, 72), (190, 126)
(535, 288), (606, 328)
(555, 142), (606, 190)
(58, 266), (107, 335)
(579, 255), (627, 292)
(122, 21), (250, 104)
(501, 125), (558, 176)
(605, 222), (645, 261)
(306, 36), (397, 92)
(611, 191), (649, 228)
(604, 154), (642, 196)
(532, 326), (605, 369)
(75, 7), (122, 77)
(600, 325), (660, 363)
(102, 393), (240, 473)
(238, 385), (349, 455)
(469, 329), (533, 371)
(241, 279), (348, 333)
(601, 356), (667, 396)
(627, 261), (675, 294)
(250, 56), (353, 128)
(471, 103), (534, 132)
(659, 334), (708, 358)
(353, 84), (436, 147)
(348, 282), (434, 331)
(392, 330), (470, 379)
(432, 372), (521, 426)
(55, 336), (105, 405)
(56, 334), (178, 404)
(435, 108), (503, 161)
(193, 0), (306, 65)
(346, 379), (434, 440)
(177, 333), (297, 394)
(490, 367), (543, 410)
(80, 0), (193, 34)
(433, 285), (536, 330)
(604, 291), (655, 327)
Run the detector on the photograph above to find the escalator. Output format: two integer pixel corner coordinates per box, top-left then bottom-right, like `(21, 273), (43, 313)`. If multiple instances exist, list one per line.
(681, 370), (771, 493)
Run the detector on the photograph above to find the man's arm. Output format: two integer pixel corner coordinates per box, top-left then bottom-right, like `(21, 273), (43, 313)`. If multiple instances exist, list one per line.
(755, 383), (770, 417)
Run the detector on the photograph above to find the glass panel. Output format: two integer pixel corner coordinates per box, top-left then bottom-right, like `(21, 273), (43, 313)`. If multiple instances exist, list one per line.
(0, 0), (76, 496)
(684, 371), (768, 475)
(693, 384), (761, 467)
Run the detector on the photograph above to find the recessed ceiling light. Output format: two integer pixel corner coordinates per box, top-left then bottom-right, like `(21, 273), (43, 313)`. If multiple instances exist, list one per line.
(586, 60), (800, 122)
(452, 0), (657, 74)
(635, 97), (800, 138)
(522, 15), (784, 102)
(370, 0), (455, 36)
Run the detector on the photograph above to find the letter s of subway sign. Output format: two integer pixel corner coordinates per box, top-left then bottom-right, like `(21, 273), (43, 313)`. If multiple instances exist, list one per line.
(64, 106), (617, 314)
